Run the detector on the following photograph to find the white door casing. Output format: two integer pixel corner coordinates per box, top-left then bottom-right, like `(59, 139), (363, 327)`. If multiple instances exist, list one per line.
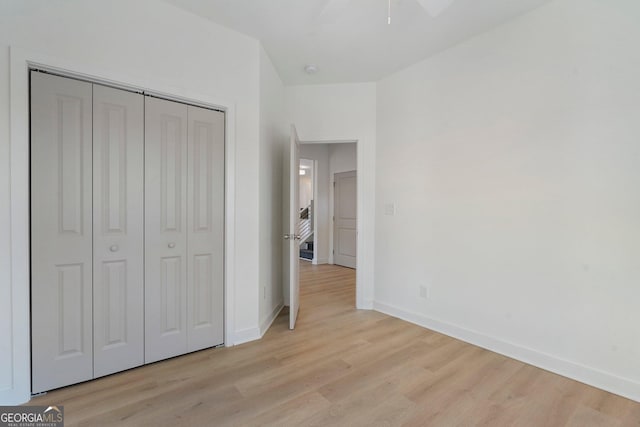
(186, 105), (225, 351)
(92, 84), (145, 377)
(144, 96), (189, 363)
(288, 125), (301, 330)
(333, 171), (357, 269)
(30, 72), (94, 393)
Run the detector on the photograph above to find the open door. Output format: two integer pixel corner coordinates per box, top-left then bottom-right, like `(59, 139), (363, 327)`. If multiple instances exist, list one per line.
(286, 125), (301, 329)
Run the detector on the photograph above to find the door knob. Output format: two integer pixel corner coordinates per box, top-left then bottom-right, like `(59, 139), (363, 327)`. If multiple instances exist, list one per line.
(109, 245), (119, 252)
(283, 234), (291, 240)
(168, 242), (176, 248)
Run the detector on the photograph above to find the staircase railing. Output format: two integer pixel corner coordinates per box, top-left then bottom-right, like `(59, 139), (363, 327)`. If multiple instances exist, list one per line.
(299, 201), (314, 245)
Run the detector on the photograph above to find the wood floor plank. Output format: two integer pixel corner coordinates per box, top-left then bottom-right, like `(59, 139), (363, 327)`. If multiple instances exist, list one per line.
(244, 392), (332, 427)
(30, 261), (640, 426)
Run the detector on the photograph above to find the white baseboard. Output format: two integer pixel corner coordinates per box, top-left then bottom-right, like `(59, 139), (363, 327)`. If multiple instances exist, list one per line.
(373, 301), (640, 403)
(234, 303), (284, 346)
(357, 299), (374, 310)
(233, 327), (261, 346)
(260, 303), (284, 337)
(315, 258), (328, 265)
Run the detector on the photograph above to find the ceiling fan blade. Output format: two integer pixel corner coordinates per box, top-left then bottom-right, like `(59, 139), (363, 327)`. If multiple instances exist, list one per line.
(415, 0), (455, 17)
(318, 0), (351, 24)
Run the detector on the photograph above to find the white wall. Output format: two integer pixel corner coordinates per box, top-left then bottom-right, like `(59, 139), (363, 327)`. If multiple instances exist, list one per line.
(285, 83), (376, 144)
(0, 46), (12, 398)
(299, 174), (313, 210)
(299, 159), (314, 210)
(375, 0), (640, 401)
(258, 46), (286, 334)
(329, 143), (357, 175)
(285, 83), (376, 308)
(0, 0), (266, 404)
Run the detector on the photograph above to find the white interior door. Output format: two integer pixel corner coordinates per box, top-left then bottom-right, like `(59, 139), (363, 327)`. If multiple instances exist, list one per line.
(144, 96), (189, 363)
(288, 125), (301, 329)
(31, 72), (94, 393)
(186, 105), (225, 351)
(92, 85), (145, 377)
(333, 170), (357, 269)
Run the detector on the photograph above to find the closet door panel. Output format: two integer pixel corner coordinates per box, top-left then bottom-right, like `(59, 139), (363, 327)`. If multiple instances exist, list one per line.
(31, 72), (94, 393)
(93, 85), (144, 377)
(145, 97), (189, 363)
(187, 106), (225, 351)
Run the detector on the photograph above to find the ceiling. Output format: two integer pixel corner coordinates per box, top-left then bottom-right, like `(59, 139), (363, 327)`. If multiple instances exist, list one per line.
(166, 0), (551, 85)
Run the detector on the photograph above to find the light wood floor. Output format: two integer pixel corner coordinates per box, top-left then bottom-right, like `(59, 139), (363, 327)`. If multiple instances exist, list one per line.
(33, 262), (640, 426)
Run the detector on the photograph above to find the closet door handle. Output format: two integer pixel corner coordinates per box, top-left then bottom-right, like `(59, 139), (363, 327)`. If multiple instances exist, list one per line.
(110, 245), (119, 252)
(168, 242), (176, 249)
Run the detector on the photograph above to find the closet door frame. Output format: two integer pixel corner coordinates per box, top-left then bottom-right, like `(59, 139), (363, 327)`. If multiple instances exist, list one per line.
(8, 48), (236, 404)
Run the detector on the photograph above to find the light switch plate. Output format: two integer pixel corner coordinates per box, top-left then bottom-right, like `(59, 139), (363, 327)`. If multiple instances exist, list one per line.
(384, 203), (396, 216)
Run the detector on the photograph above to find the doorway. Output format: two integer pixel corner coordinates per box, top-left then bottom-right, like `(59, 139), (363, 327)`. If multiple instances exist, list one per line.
(296, 141), (358, 309)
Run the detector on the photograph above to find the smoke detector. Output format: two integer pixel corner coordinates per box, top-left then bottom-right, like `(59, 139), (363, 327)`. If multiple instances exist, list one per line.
(304, 64), (318, 75)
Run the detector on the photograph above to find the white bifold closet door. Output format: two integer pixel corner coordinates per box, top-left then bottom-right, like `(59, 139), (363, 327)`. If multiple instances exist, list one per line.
(32, 72), (223, 391)
(31, 72), (94, 393)
(31, 73), (144, 392)
(144, 97), (189, 363)
(92, 85), (145, 378)
(186, 105), (225, 352)
(144, 97), (224, 364)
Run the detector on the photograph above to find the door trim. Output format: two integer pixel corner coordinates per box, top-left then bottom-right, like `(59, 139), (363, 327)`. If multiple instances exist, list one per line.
(298, 139), (371, 310)
(7, 46), (237, 404)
